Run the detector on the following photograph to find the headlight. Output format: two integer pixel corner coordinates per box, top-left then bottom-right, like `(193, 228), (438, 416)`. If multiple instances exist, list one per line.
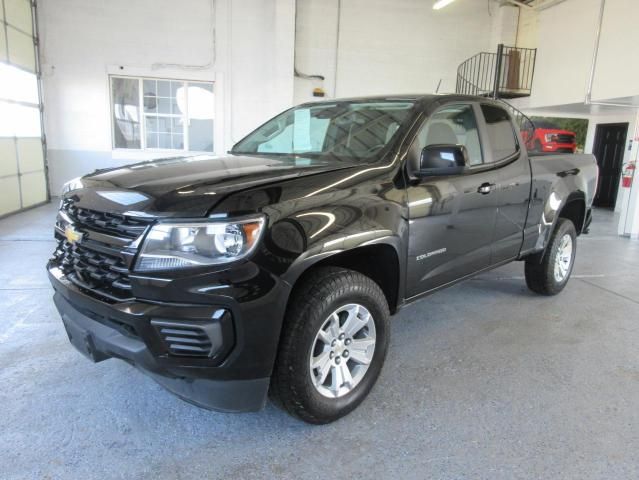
(135, 217), (265, 272)
(60, 177), (83, 195)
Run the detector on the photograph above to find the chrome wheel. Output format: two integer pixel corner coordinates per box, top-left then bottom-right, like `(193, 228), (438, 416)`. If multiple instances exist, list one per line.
(309, 303), (376, 398)
(554, 233), (573, 282)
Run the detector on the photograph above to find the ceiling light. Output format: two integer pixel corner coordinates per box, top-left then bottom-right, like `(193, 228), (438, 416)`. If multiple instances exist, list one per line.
(433, 0), (457, 9)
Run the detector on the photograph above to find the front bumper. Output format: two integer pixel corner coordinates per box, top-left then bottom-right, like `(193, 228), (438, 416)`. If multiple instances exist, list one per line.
(48, 264), (289, 412)
(543, 143), (576, 153)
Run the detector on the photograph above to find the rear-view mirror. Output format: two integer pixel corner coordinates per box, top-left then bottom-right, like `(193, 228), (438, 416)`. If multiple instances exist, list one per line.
(417, 144), (468, 176)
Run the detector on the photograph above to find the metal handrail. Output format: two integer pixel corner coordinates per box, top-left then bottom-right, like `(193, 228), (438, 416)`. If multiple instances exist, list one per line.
(456, 45), (537, 99)
(495, 98), (536, 140)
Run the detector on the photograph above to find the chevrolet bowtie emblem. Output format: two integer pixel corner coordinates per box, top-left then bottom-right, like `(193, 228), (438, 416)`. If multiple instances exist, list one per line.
(64, 225), (84, 244)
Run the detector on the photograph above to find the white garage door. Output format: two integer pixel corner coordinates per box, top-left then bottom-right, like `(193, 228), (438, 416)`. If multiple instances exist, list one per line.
(0, 0), (47, 217)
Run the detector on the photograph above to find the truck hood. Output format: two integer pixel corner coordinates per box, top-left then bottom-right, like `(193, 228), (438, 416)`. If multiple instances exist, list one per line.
(64, 154), (358, 217)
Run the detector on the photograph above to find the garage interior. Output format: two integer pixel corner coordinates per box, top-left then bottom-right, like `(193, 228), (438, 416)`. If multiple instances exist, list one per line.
(1, 0), (639, 478)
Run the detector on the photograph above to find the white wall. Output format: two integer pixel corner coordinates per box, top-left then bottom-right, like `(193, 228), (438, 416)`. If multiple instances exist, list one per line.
(293, 0), (498, 104)
(526, 0), (602, 109)
(526, 0), (639, 108)
(590, 0), (639, 102)
(515, 6), (537, 49)
(39, 0), (295, 192)
(224, 0), (295, 144)
(489, 4), (518, 48)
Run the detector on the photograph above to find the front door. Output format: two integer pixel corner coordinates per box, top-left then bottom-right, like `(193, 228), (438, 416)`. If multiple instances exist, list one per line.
(593, 123), (628, 209)
(405, 103), (498, 298)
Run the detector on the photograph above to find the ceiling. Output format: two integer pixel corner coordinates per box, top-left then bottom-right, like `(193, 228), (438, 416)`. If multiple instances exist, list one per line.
(525, 97), (639, 117)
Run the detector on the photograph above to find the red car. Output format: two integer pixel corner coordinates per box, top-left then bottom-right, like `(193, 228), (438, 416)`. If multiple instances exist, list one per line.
(523, 120), (577, 153)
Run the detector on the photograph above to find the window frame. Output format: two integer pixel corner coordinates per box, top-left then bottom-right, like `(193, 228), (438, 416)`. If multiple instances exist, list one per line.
(109, 75), (214, 153)
(407, 102), (487, 173)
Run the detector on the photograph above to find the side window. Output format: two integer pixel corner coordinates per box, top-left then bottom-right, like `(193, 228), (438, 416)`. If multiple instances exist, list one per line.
(412, 104), (483, 166)
(480, 105), (518, 161)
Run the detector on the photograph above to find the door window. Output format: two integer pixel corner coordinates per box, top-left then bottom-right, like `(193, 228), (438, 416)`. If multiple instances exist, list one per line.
(480, 105), (518, 161)
(412, 104), (483, 166)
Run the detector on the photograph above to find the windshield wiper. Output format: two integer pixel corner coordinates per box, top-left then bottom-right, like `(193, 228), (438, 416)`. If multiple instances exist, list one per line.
(229, 151), (296, 156)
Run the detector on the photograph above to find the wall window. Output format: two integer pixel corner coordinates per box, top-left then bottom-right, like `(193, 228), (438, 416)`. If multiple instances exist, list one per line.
(110, 76), (214, 152)
(0, 62), (41, 137)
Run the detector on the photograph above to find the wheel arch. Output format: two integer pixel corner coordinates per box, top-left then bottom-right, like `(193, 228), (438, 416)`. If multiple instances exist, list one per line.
(557, 194), (587, 235)
(283, 241), (403, 315)
(529, 191), (586, 263)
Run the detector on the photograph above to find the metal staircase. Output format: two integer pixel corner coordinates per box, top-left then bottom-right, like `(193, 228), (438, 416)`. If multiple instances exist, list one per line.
(456, 44), (537, 99)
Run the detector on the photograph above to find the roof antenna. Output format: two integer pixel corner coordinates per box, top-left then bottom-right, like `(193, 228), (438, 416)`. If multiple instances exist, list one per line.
(435, 79), (442, 94)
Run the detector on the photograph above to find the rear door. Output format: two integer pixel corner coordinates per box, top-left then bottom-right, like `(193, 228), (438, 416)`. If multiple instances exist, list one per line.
(405, 103), (499, 297)
(478, 104), (532, 264)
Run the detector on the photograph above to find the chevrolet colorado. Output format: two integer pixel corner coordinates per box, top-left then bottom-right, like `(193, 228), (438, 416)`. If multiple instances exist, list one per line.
(48, 95), (598, 424)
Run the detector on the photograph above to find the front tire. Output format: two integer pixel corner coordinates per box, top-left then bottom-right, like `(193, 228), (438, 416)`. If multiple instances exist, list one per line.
(525, 218), (577, 295)
(270, 267), (390, 424)
(533, 139), (543, 153)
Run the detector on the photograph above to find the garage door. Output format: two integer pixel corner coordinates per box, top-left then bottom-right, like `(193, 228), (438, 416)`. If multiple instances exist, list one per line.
(0, 0), (47, 217)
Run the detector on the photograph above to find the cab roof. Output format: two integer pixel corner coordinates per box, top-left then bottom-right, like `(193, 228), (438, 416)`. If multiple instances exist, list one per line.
(298, 94), (505, 109)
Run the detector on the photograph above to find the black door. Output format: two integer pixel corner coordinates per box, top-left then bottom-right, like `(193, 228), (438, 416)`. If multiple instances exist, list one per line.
(406, 170), (499, 297)
(405, 103), (498, 297)
(593, 123), (628, 208)
(477, 104), (533, 265)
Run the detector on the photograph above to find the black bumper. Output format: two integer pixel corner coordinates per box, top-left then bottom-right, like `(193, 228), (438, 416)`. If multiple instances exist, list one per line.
(48, 265), (289, 412)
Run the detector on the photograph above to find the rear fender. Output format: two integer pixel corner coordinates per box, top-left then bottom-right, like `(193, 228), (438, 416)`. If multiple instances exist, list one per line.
(532, 189), (585, 259)
(523, 152), (597, 261)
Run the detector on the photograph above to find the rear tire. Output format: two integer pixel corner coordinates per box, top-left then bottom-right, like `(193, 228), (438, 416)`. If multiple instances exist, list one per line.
(270, 267), (390, 424)
(525, 218), (577, 295)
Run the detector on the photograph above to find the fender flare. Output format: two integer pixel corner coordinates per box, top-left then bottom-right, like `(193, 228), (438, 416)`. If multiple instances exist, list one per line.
(280, 233), (405, 310)
(533, 190), (586, 258)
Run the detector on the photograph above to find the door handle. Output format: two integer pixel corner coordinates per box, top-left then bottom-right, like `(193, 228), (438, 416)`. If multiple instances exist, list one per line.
(477, 183), (495, 195)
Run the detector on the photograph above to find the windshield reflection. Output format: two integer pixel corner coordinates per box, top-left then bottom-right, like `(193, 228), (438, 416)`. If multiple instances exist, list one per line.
(232, 101), (415, 162)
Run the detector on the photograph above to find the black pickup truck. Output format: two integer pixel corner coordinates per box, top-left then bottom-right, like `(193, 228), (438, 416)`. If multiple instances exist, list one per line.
(48, 95), (597, 424)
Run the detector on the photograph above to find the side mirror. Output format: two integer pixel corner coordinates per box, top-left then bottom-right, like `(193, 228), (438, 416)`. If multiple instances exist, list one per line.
(417, 144), (468, 176)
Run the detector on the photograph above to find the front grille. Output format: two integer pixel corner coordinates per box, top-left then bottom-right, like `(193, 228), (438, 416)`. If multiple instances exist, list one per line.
(52, 199), (154, 302)
(61, 198), (151, 239)
(53, 239), (134, 302)
(556, 134), (575, 144)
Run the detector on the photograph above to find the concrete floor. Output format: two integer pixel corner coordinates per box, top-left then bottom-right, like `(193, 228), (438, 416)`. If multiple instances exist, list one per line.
(1, 203), (639, 479)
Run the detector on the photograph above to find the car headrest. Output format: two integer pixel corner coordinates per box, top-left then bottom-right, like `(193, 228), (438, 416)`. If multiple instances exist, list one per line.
(426, 122), (458, 146)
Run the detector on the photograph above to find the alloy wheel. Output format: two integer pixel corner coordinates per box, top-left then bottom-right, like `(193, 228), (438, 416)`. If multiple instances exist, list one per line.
(554, 233), (573, 282)
(309, 303), (376, 398)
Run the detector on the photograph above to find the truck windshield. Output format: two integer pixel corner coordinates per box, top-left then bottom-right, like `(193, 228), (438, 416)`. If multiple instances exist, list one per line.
(231, 101), (415, 160)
